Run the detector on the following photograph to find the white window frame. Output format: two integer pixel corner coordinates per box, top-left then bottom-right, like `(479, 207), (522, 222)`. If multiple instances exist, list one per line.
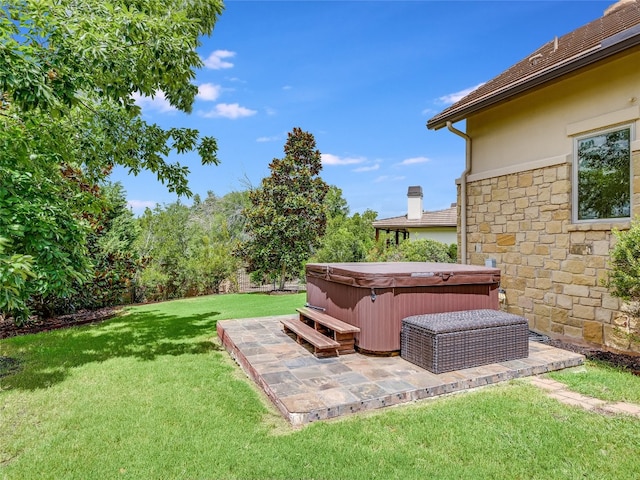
(572, 123), (634, 223)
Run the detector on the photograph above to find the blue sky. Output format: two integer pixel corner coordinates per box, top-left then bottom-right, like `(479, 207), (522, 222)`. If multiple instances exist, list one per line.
(113, 0), (613, 219)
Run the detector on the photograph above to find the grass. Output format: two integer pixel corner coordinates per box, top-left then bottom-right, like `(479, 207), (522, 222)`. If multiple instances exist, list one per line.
(548, 359), (640, 404)
(2, 293), (639, 480)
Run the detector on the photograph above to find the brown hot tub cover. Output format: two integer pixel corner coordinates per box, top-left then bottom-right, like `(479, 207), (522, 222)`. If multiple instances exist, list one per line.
(306, 262), (500, 289)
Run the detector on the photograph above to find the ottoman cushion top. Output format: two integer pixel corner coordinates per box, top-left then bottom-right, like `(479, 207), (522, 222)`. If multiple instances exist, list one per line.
(402, 309), (528, 334)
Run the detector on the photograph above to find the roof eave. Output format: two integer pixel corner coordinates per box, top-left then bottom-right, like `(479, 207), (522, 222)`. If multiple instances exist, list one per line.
(426, 31), (640, 131)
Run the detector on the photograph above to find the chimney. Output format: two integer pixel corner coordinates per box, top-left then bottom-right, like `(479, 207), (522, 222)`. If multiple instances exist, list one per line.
(407, 186), (423, 220)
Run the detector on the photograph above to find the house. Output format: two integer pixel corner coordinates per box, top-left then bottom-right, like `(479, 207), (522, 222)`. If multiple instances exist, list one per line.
(372, 186), (457, 245)
(427, 0), (640, 353)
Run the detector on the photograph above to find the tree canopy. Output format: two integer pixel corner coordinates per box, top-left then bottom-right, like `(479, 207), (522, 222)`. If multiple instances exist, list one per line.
(0, 0), (224, 321)
(237, 128), (329, 289)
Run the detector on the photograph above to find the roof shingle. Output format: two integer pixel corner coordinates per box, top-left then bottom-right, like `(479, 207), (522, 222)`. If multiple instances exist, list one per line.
(427, 0), (640, 130)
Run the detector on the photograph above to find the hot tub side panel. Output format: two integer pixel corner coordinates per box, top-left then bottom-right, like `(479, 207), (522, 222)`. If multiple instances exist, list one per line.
(306, 275), (500, 353)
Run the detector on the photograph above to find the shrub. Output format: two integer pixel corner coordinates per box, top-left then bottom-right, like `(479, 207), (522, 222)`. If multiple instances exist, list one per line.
(608, 219), (640, 322)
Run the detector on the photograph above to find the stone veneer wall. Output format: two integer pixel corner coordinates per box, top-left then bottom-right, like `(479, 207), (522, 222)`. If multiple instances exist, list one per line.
(459, 147), (640, 353)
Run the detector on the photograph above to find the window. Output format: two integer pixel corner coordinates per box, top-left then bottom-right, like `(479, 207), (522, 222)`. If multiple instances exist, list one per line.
(574, 125), (632, 222)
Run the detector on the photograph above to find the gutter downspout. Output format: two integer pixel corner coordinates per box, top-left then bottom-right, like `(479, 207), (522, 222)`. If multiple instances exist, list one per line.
(446, 121), (471, 264)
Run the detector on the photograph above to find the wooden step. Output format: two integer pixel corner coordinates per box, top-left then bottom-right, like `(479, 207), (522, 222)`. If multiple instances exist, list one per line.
(281, 317), (340, 358)
(296, 307), (360, 333)
(296, 307), (359, 354)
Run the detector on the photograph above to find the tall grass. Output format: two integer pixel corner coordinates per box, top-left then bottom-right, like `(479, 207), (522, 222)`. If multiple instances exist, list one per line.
(2, 293), (639, 480)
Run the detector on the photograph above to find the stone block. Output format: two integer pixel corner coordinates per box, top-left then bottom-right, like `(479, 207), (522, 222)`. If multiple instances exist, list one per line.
(595, 307), (612, 323)
(550, 180), (570, 195)
(591, 240), (612, 256)
(536, 315), (551, 333)
(517, 295), (534, 310)
(546, 221), (563, 234)
(564, 325), (583, 338)
(492, 189), (509, 201)
(518, 173), (533, 187)
(550, 193), (569, 205)
(534, 245), (550, 255)
(543, 169), (558, 183)
(525, 287), (544, 300)
(561, 259), (585, 274)
(496, 234), (516, 246)
(550, 249), (568, 261)
(552, 270), (574, 284)
(533, 303), (551, 317)
(571, 274), (596, 287)
(603, 325), (631, 351)
(583, 321), (603, 344)
(563, 284), (590, 297)
(573, 304), (595, 320)
(602, 293), (620, 311)
(535, 277), (552, 290)
(550, 322), (564, 334)
(503, 252), (522, 264)
(556, 294), (574, 310)
(550, 307), (569, 323)
(584, 256), (605, 269)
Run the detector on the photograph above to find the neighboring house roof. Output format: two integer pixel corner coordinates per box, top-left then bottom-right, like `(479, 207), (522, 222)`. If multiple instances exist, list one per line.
(373, 206), (457, 230)
(427, 0), (640, 130)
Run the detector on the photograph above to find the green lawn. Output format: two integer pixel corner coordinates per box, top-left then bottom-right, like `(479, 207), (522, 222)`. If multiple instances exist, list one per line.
(1, 293), (639, 480)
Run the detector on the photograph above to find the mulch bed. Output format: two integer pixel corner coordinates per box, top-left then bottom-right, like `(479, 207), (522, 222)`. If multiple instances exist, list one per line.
(546, 339), (640, 375)
(0, 307), (121, 340)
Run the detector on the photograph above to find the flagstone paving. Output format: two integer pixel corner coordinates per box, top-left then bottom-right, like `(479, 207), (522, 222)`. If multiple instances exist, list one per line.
(216, 315), (636, 425)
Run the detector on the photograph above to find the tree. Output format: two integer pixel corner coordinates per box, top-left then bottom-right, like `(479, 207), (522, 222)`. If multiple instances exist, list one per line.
(0, 0), (224, 320)
(368, 238), (455, 263)
(238, 128), (329, 289)
(135, 192), (243, 302)
(0, 237), (35, 324)
(608, 220), (640, 325)
(312, 187), (378, 264)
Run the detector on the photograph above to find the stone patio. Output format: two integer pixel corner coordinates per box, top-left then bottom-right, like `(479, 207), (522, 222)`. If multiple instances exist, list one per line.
(217, 314), (586, 426)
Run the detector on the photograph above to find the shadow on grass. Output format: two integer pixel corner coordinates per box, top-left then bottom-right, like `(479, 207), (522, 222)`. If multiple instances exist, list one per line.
(1, 309), (223, 391)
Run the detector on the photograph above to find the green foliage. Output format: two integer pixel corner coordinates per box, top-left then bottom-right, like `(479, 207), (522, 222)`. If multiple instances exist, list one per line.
(0, 237), (35, 324)
(607, 219), (640, 321)
(136, 192), (242, 301)
(0, 163), (92, 318)
(0, 0), (224, 320)
(238, 128), (329, 289)
(55, 183), (142, 313)
(313, 187), (377, 263)
(368, 237), (456, 263)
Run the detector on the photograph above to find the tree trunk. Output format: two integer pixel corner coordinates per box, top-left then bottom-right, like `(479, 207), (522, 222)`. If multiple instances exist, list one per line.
(278, 263), (286, 291)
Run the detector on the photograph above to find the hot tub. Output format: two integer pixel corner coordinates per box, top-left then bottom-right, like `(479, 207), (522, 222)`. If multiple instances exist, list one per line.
(305, 262), (501, 354)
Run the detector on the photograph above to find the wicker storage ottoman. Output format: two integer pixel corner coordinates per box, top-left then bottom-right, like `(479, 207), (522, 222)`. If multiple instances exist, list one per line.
(401, 309), (529, 374)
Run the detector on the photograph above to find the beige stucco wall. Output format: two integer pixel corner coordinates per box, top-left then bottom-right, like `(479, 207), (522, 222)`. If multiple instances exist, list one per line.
(459, 48), (640, 353)
(466, 48), (640, 179)
(408, 228), (457, 245)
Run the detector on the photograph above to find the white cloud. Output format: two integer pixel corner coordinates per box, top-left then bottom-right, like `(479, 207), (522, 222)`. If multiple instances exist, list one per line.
(127, 200), (157, 212)
(353, 163), (380, 173)
(203, 50), (236, 69)
(199, 103), (257, 119)
(321, 153), (366, 166)
(282, 85), (293, 90)
(256, 135), (281, 143)
(197, 83), (222, 101)
(265, 107), (277, 116)
(438, 83), (485, 105)
(131, 90), (176, 113)
(397, 156), (430, 166)
(374, 175), (406, 183)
